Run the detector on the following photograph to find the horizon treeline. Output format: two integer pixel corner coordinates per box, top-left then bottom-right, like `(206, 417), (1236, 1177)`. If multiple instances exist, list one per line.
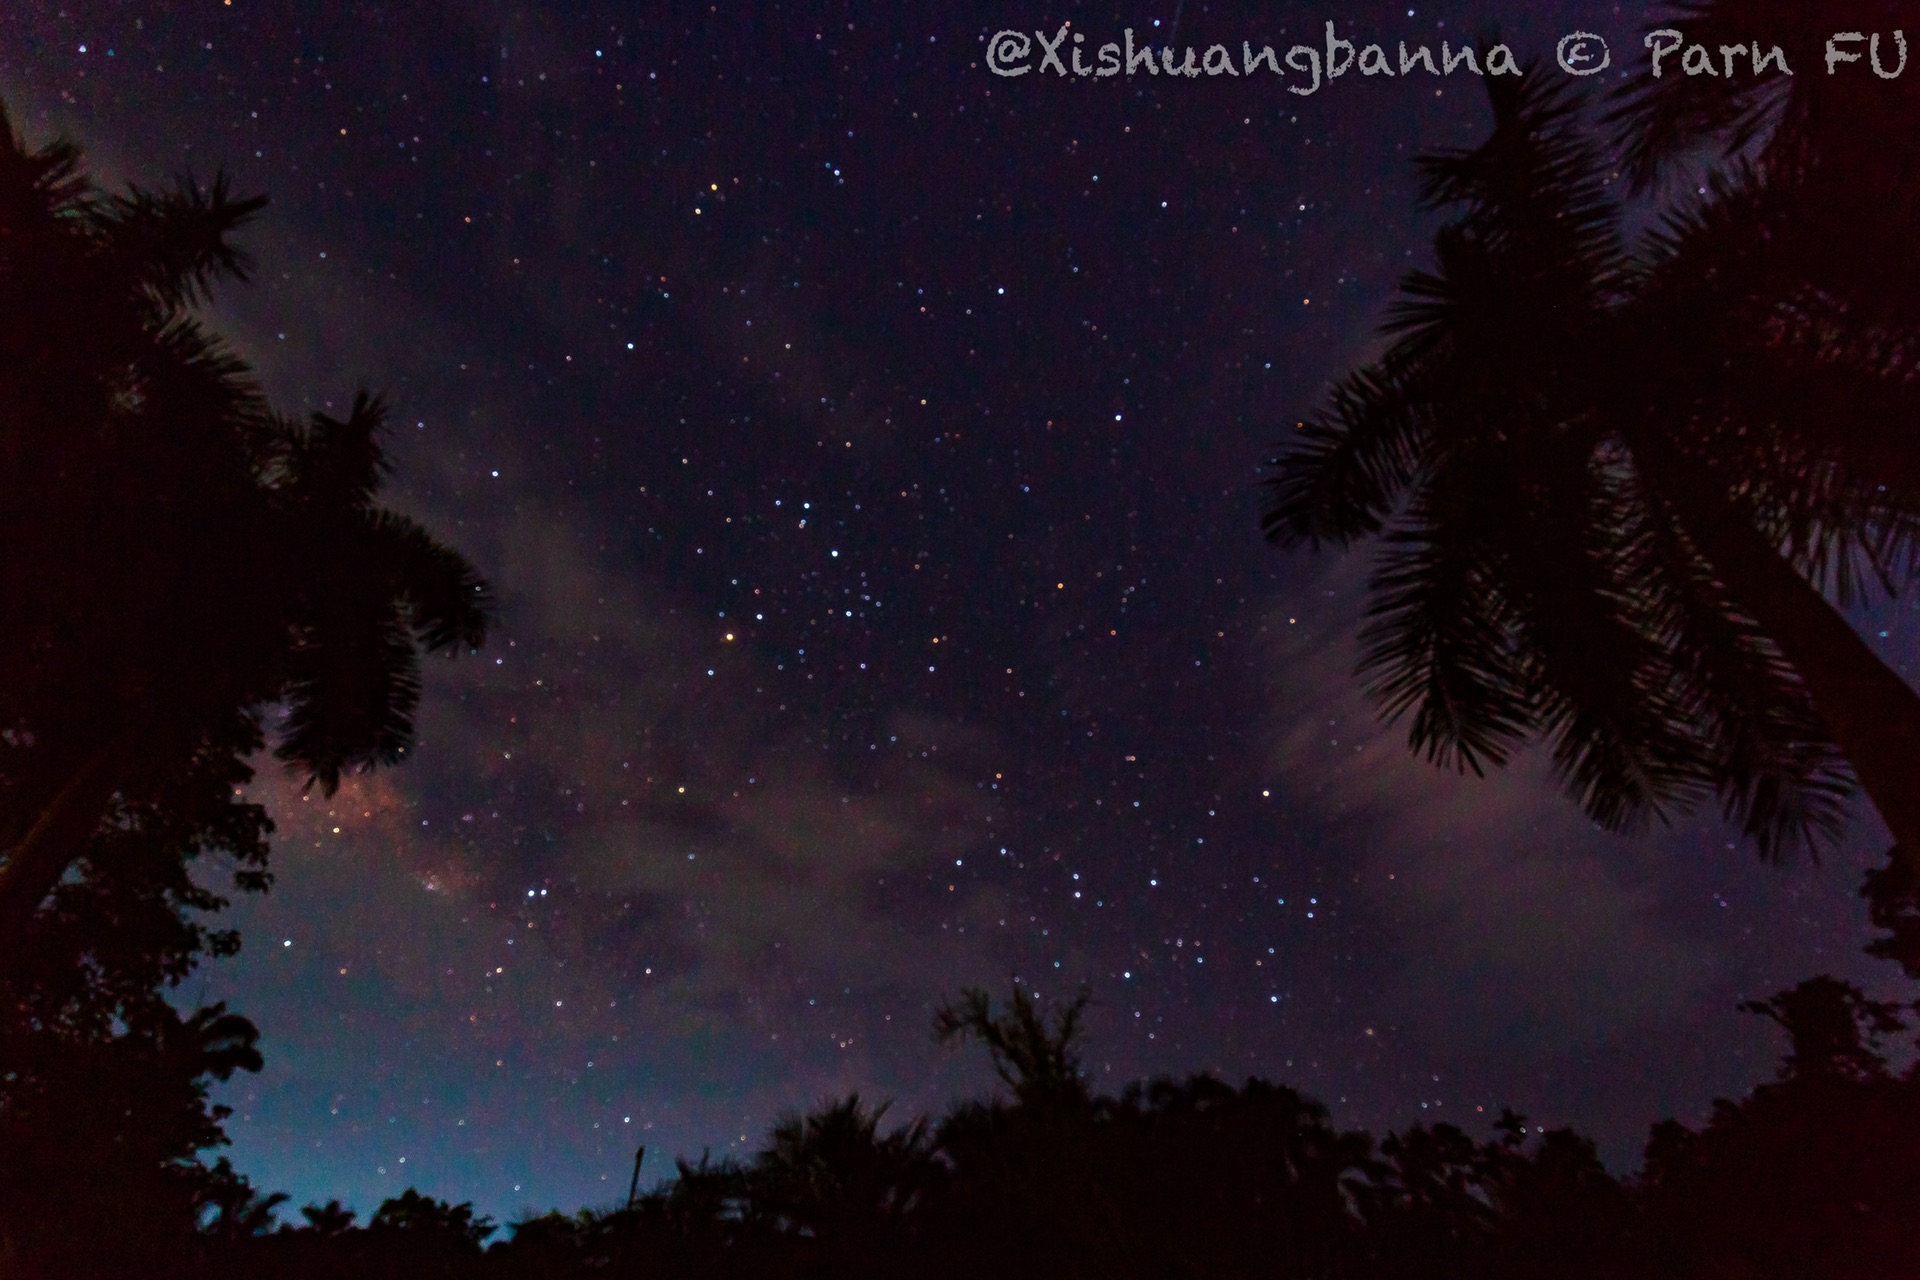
(20, 973), (1920, 1278)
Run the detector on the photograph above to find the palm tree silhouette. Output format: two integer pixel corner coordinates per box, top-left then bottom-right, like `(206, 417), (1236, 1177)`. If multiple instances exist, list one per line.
(745, 1093), (935, 1271)
(1608, 1), (1920, 320)
(1608, 0), (1920, 873)
(0, 101), (490, 951)
(1264, 64), (1920, 863)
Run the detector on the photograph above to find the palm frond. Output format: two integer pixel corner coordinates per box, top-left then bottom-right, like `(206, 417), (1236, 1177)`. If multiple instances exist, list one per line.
(1490, 435), (1710, 832)
(368, 509), (493, 653)
(1609, 1), (1920, 187)
(275, 597), (421, 796)
(1622, 428), (1855, 858)
(103, 170), (266, 315)
(281, 390), (394, 510)
(1602, 0), (1798, 193)
(0, 99), (92, 228)
(1358, 489), (1534, 778)
(1264, 361), (1428, 549)
(1416, 70), (1623, 277)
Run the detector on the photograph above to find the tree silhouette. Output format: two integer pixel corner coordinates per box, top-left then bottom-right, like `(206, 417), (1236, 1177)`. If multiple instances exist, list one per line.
(0, 99), (491, 956)
(1737, 975), (1910, 1085)
(925, 985), (1125, 1279)
(1608, 1), (1920, 308)
(0, 746), (280, 1273)
(933, 982), (1093, 1113)
(299, 1200), (359, 1236)
(1606, 0), (1920, 871)
(1100, 1074), (1377, 1279)
(1861, 853), (1920, 980)
(368, 1188), (497, 1245)
(162, 975), (1920, 1278)
(746, 1094), (935, 1252)
(1264, 60), (1920, 863)
(1637, 976), (1920, 1277)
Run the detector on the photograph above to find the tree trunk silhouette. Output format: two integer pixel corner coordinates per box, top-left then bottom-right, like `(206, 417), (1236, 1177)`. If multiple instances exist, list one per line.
(1633, 429), (1920, 865)
(0, 732), (129, 958)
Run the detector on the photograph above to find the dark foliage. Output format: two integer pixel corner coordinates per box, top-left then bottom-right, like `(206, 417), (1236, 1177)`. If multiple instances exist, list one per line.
(138, 979), (1920, 1280)
(0, 86), (489, 1277)
(0, 97), (491, 951)
(0, 739), (283, 1275)
(1863, 846), (1920, 981)
(1265, 18), (1920, 864)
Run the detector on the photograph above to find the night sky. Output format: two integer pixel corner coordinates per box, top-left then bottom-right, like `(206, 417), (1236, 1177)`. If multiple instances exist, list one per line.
(4, 0), (1909, 1223)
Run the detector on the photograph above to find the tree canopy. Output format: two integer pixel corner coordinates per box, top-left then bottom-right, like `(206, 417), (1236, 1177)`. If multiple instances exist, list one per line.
(1265, 30), (1920, 863)
(0, 98), (491, 952)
